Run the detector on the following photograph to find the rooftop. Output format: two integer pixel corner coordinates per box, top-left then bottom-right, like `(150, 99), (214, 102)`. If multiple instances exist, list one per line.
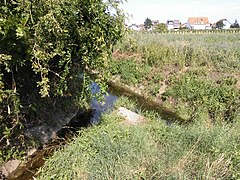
(187, 17), (209, 25)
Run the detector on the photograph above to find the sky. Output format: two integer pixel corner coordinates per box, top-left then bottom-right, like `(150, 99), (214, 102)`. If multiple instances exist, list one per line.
(120, 0), (240, 25)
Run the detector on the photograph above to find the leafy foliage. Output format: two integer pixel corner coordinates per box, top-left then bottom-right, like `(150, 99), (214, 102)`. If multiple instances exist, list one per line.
(168, 74), (240, 122)
(230, 20), (240, 28)
(144, 18), (152, 30)
(216, 20), (225, 29)
(0, 0), (125, 160)
(110, 58), (151, 84)
(153, 23), (168, 33)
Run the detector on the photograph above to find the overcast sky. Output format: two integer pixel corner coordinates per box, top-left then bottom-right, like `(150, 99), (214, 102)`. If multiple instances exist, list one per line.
(121, 0), (240, 24)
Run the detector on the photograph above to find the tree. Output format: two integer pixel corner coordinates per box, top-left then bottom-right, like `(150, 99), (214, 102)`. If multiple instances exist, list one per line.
(216, 20), (225, 29)
(144, 18), (153, 30)
(0, 0), (125, 159)
(230, 19), (240, 28)
(153, 23), (167, 33)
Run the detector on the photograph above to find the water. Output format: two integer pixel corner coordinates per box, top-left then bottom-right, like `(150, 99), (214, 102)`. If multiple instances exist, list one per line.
(90, 82), (118, 124)
(7, 81), (184, 179)
(56, 83), (118, 138)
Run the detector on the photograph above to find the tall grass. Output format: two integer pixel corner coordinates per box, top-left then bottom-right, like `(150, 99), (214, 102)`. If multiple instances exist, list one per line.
(118, 32), (240, 72)
(37, 32), (240, 179)
(37, 97), (240, 179)
(112, 32), (240, 123)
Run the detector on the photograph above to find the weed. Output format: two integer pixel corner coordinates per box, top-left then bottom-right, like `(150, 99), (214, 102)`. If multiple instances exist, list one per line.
(37, 97), (240, 179)
(110, 32), (240, 123)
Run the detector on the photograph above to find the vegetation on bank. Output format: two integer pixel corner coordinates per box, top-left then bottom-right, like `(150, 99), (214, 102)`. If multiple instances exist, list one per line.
(37, 97), (240, 179)
(37, 29), (240, 179)
(111, 32), (240, 123)
(0, 0), (124, 163)
(1, 2), (240, 177)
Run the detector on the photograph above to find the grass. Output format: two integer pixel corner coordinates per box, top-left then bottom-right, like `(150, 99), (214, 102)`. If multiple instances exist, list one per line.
(36, 32), (240, 179)
(111, 32), (240, 123)
(37, 97), (240, 179)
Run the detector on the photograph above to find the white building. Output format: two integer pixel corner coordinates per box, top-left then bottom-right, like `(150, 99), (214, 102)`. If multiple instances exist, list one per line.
(166, 20), (180, 30)
(129, 24), (141, 31)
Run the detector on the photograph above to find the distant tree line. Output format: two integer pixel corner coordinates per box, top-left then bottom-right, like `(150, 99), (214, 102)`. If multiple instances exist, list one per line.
(143, 18), (168, 32)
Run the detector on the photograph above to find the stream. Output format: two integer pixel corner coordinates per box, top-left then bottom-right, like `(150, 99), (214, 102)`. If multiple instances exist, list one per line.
(5, 82), (184, 180)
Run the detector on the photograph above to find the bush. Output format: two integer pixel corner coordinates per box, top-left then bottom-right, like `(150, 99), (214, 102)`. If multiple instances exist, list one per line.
(0, 0), (124, 160)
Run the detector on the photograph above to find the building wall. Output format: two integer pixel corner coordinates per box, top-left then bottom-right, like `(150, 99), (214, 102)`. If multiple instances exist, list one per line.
(167, 24), (174, 30)
(187, 23), (208, 30)
(131, 26), (141, 31)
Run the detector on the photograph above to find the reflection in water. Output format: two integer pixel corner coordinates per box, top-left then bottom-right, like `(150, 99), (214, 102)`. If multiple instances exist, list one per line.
(57, 83), (117, 138)
(90, 82), (118, 124)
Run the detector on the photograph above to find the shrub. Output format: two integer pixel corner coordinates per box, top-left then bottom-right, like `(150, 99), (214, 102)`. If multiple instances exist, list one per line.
(0, 0), (124, 160)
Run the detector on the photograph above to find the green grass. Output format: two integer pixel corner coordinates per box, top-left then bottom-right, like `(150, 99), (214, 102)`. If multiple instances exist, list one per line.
(110, 58), (151, 85)
(111, 32), (240, 123)
(37, 97), (240, 179)
(36, 32), (240, 179)
(166, 73), (240, 122)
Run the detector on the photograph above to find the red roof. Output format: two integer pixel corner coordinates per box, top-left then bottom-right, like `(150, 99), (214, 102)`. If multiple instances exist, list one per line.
(187, 17), (209, 25)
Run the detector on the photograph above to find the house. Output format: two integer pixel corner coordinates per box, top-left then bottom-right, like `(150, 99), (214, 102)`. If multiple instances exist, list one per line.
(152, 20), (159, 26)
(138, 24), (145, 31)
(187, 17), (210, 30)
(166, 20), (180, 30)
(129, 24), (141, 31)
(129, 24), (143, 31)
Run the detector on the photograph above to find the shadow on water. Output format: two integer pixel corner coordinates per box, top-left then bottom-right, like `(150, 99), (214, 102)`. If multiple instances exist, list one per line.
(57, 81), (185, 140)
(7, 81), (185, 180)
(7, 110), (95, 180)
(56, 82), (118, 138)
(53, 81), (184, 140)
(7, 83), (118, 180)
(89, 82), (118, 124)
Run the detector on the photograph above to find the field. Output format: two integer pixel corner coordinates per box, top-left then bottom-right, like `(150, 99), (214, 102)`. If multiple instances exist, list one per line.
(37, 32), (240, 179)
(111, 32), (240, 123)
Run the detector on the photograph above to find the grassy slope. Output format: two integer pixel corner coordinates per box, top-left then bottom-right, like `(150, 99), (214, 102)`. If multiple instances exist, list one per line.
(37, 32), (240, 179)
(110, 32), (240, 123)
(37, 97), (240, 179)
